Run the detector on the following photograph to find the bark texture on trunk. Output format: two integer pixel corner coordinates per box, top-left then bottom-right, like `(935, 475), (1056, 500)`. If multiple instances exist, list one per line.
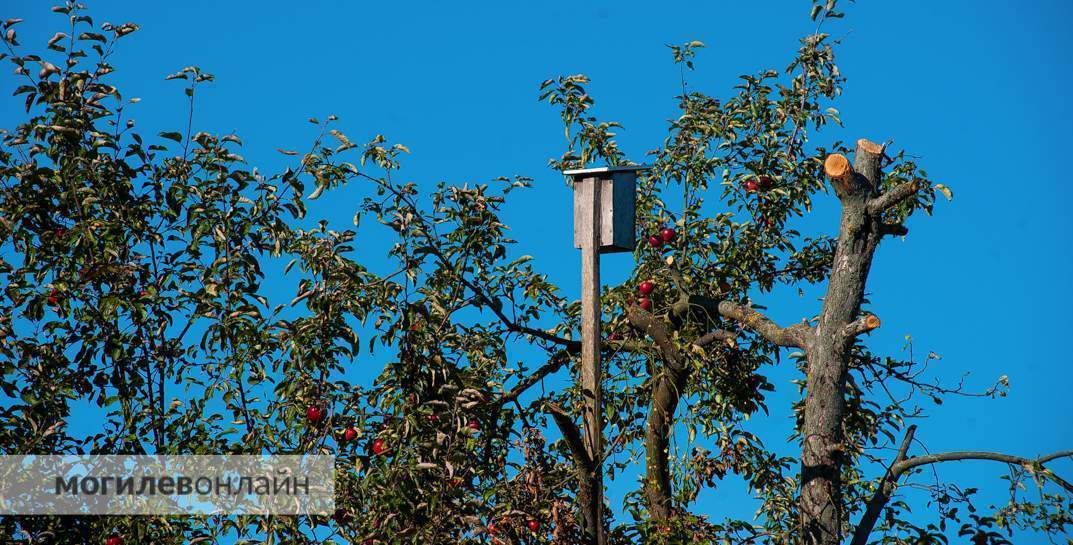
(627, 306), (687, 520)
(627, 305), (735, 521)
(800, 138), (886, 545)
(546, 403), (600, 541)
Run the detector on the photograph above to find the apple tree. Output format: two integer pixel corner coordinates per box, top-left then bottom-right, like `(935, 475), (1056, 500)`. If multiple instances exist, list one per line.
(0, 2), (1070, 545)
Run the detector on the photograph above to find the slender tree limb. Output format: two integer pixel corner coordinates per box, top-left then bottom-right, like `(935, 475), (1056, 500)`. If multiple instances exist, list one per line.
(850, 425), (917, 545)
(499, 350), (571, 406)
(851, 428), (1073, 545)
(497, 337), (654, 408)
(545, 401), (599, 537)
(545, 402), (592, 470)
(891, 450), (1073, 493)
(694, 329), (736, 348)
(842, 314), (881, 340)
(867, 180), (920, 214)
(716, 300), (811, 348)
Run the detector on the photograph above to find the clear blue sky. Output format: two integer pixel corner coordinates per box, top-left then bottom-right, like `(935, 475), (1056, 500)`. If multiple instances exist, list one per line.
(4, 0), (1072, 539)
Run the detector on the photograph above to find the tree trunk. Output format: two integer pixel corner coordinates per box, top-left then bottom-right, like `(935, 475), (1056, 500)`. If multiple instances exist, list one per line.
(800, 139), (885, 545)
(645, 364), (688, 520)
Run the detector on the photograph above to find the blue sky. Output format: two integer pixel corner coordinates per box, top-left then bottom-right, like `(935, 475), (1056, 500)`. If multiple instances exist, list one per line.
(4, 0), (1072, 539)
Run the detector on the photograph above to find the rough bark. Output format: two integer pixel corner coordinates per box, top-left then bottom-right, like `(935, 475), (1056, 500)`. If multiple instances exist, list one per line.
(801, 138), (888, 545)
(546, 403), (599, 538)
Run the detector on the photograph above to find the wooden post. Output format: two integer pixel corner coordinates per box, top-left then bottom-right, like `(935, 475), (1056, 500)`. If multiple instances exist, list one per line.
(579, 175), (604, 545)
(566, 164), (645, 545)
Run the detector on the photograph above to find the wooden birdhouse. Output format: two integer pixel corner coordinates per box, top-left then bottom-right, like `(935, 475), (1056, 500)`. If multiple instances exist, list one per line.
(566, 165), (648, 254)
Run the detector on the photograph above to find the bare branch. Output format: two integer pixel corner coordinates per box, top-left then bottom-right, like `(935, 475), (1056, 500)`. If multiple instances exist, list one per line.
(851, 430), (1073, 545)
(694, 329), (736, 348)
(891, 450), (1073, 493)
(842, 314), (881, 340)
(851, 425), (917, 545)
(717, 300), (810, 348)
(545, 402), (592, 471)
(499, 350), (571, 406)
(868, 180), (920, 214)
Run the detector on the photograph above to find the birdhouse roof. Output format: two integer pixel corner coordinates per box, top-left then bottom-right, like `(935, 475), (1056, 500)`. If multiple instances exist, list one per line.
(562, 165), (651, 176)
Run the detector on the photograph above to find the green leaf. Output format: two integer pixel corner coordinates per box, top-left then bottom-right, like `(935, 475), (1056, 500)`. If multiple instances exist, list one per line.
(935, 183), (953, 201)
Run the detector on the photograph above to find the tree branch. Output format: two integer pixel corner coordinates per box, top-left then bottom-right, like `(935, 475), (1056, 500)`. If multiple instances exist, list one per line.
(842, 314), (881, 341)
(496, 337), (654, 408)
(717, 300), (810, 348)
(694, 329), (736, 348)
(878, 223), (909, 237)
(624, 305), (689, 520)
(850, 425), (917, 545)
(824, 153), (855, 198)
(868, 180), (920, 214)
(891, 450), (1073, 493)
(499, 350), (571, 406)
(625, 306), (683, 369)
(851, 427), (1073, 545)
(545, 402), (592, 470)
(545, 401), (600, 537)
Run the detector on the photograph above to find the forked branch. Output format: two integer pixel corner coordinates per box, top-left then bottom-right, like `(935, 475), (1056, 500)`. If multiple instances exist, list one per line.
(851, 425), (1073, 545)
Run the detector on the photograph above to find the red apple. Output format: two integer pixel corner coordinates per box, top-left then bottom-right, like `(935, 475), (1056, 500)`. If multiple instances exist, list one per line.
(105, 538), (123, 545)
(487, 522), (498, 535)
(608, 332), (621, 341)
(757, 175), (774, 190)
(647, 235), (662, 248)
(467, 419), (480, 431)
(638, 280), (655, 295)
(638, 297), (652, 311)
(372, 438), (387, 455)
(660, 227), (676, 243)
(343, 427), (358, 442)
(306, 405), (325, 424)
(333, 508), (351, 524)
(743, 179), (759, 192)
(527, 520), (540, 532)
